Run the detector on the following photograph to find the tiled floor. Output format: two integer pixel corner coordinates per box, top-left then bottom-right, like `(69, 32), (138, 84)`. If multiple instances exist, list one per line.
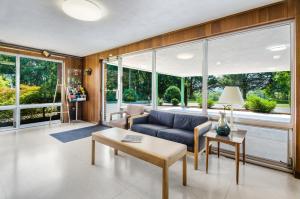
(0, 122), (299, 199)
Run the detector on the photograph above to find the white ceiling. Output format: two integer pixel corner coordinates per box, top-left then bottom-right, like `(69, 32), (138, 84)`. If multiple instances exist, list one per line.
(122, 24), (291, 77)
(0, 0), (281, 57)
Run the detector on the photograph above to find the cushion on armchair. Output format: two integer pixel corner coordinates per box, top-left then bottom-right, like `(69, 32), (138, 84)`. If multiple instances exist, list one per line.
(173, 114), (208, 131)
(148, 110), (175, 128)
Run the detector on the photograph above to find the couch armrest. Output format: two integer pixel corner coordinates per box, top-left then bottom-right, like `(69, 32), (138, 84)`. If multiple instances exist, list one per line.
(193, 121), (212, 154)
(195, 121), (212, 136)
(129, 114), (149, 128)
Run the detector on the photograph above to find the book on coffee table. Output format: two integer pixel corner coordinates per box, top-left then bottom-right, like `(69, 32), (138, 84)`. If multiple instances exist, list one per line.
(121, 135), (143, 143)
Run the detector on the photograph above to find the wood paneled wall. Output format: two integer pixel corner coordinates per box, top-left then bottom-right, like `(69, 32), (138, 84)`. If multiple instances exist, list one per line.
(82, 54), (102, 123)
(91, 1), (295, 59)
(0, 45), (83, 122)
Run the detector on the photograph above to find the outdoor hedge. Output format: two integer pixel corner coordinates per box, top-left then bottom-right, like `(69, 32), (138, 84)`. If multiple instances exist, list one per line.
(164, 86), (181, 103)
(245, 95), (276, 113)
(123, 88), (137, 102)
(171, 98), (179, 106)
(197, 97), (215, 108)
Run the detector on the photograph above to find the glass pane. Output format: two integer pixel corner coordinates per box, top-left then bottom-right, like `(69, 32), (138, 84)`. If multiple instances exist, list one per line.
(0, 54), (16, 106)
(212, 122), (288, 163)
(122, 51), (152, 106)
(207, 24), (291, 123)
(122, 68), (152, 105)
(103, 63), (119, 122)
(156, 42), (203, 110)
(0, 110), (14, 128)
(20, 58), (62, 104)
(20, 107), (60, 125)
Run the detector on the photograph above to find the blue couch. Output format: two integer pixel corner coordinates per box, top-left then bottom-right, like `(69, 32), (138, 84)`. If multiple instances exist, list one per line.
(130, 110), (212, 169)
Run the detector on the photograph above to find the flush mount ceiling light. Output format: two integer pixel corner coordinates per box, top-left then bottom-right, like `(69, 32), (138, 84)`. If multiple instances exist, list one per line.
(216, 61), (221, 65)
(62, 0), (104, 21)
(273, 55), (281, 60)
(177, 53), (194, 60)
(266, 44), (288, 52)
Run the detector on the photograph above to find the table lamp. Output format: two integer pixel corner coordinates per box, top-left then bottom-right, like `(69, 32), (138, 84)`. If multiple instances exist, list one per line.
(218, 86), (244, 131)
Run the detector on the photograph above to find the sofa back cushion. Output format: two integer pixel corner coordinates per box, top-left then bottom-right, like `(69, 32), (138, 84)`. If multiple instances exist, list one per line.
(148, 110), (175, 128)
(173, 114), (208, 131)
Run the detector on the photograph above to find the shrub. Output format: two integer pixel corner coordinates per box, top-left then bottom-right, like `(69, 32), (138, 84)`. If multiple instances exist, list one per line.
(245, 95), (276, 113)
(197, 97), (215, 108)
(123, 88), (137, 102)
(158, 98), (164, 106)
(106, 90), (117, 102)
(171, 98), (179, 106)
(164, 86), (181, 103)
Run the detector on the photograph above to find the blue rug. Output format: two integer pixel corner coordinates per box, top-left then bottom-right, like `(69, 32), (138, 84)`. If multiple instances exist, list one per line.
(50, 125), (110, 143)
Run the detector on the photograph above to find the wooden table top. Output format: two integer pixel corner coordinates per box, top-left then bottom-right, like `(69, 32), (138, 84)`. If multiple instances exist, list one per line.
(205, 130), (247, 144)
(92, 128), (187, 162)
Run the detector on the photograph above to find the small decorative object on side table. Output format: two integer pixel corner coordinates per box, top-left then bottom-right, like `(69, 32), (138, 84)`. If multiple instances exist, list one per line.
(204, 129), (247, 184)
(216, 111), (231, 136)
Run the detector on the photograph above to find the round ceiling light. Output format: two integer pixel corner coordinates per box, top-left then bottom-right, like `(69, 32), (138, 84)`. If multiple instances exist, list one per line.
(266, 44), (287, 52)
(62, 0), (104, 21)
(177, 53), (194, 60)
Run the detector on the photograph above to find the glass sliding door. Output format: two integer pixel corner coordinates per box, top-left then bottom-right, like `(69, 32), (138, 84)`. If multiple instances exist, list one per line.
(102, 60), (120, 123)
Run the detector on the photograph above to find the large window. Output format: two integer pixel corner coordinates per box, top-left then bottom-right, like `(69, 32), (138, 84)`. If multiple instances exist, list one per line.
(101, 22), (294, 167)
(156, 42), (203, 109)
(0, 53), (63, 130)
(207, 24), (291, 123)
(122, 51), (153, 107)
(122, 67), (152, 105)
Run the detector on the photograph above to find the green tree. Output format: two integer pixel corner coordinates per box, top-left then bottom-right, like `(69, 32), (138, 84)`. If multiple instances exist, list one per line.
(264, 71), (290, 103)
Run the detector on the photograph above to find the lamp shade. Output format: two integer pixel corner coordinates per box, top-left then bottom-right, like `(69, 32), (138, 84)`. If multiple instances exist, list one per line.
(218, 86), (244, 105)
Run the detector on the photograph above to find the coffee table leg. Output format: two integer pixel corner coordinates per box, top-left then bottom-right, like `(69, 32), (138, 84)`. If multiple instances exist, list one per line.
(235, 143), (240, 184)
(182, 154), (187, 186)
(243, 139), (246, 165)
(162, 163), (169, 199)
(217, 142), (220, 158)
(114, 148), (118, 155)
(91, 139), (95, 165)
(206, 137), (209, 174)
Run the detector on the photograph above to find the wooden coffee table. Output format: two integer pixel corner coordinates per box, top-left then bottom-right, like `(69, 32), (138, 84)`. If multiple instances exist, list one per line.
(91, 128), (187, 199)
(204, 130), (247, 184)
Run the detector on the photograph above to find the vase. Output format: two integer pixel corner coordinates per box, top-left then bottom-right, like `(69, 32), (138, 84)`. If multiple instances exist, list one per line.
(216, 112), (231, 136)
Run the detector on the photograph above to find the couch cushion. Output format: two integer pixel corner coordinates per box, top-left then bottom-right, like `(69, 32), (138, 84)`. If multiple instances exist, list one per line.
(131, 124), (168, 137)
(173, 114), (208, 131)
(148, 110), (175, 128)
(157, 128), (194, 147)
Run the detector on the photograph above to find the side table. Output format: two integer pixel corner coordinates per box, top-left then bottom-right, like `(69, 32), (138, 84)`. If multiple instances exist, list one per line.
(204, 130), (247, 184)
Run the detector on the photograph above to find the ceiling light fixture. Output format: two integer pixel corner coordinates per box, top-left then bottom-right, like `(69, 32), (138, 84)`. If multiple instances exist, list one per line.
(266, 44), (287, 52)
(177, 53), (194, 60)
(62, 0), (105, 21)
(216, 61), (221, 65)
(273, 55), (281, 60)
